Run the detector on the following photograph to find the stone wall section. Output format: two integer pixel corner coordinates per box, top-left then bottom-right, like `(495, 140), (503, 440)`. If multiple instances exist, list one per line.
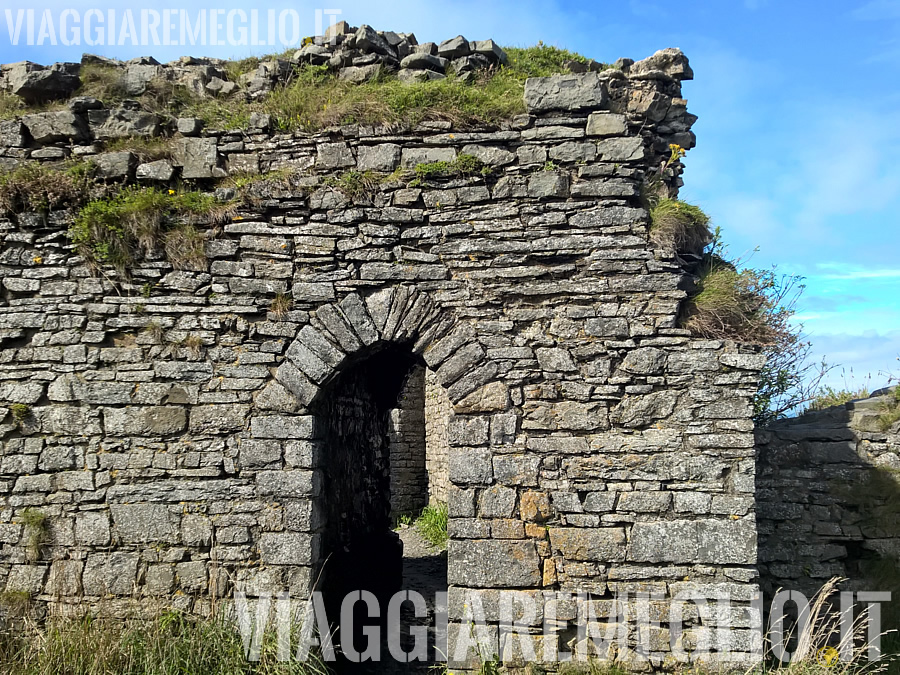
(389, 365), (428, 516)
(0, 45), (769, 667)
(756, 389), (900, 600)
(425, 367), (452, 505)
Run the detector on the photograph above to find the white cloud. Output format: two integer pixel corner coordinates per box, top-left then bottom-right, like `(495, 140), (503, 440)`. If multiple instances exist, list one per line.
(852, 0), (900, 20)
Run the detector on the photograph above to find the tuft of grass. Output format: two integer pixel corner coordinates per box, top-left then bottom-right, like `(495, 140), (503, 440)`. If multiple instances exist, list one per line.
(70, 187), (223, 274)
(104, 136), (175, 162)
(164, 223), (208, 272)
(21, 507), (48, 563)
(143, 321), (165, 343)
(0, 610), (331, 675)
(0, 161), (96, 216)
(179, 334), (205, 357)
(409, 153), (489, 187)
(680, 248), (790, 346)
(806, 385), (871, 412)
(324, 169), (385, 202)
(879, 387), (900, 432)
(269, 293), (294, 319)
(0, 590), (33, 617)
(414, 502), (448, 549)
(77, 62), (127, 104)
(649, 198), (711, 253)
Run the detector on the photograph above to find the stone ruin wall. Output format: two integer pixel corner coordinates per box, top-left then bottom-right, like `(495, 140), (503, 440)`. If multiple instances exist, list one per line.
(756, 389), (900, 606)
(0, 33), (777, 668)
(425, 367), (452, 505)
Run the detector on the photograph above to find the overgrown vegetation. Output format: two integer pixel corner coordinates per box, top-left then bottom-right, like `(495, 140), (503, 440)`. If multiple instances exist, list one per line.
(648, 197), (711, 252)
(409, 153), (490, 186)
(269, 293), (294, 319)
(9, 403), (32, 425)
(879, 387), (900, 431)
(414, 502), (448, 549)
(69, 187), (231, 274)
(0, 610), (330, 675)
(324, 169), (385, 202)
(806, 385), (872, 412)
(0, 162), (96, 216)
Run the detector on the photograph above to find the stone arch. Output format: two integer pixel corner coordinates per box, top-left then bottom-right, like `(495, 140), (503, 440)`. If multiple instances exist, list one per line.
(246, 284), (507, 604)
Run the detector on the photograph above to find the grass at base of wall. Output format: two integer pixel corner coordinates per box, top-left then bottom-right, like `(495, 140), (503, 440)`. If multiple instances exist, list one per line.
(414, 502), (448, 549)
(0, 610), (330, 675)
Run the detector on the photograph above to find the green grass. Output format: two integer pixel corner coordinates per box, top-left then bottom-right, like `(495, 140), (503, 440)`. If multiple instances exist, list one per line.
(414, 503), (448, 549)
(649, 198), (711, 253)
(323, 169), (386, 202)
(20, 507), (48, 563)
(69, 186), (231, 274)
(104, 136), (175, 162)
(409, 153), (490, 186)
(0, 610), (330, 675)
(806, 385), (871, 412)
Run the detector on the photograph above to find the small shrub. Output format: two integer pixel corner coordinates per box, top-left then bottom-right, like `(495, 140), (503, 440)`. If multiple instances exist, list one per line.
(143, 321), (165, 343)
(649, 198), (711, 253)
(269, 293), (294, 319)
(414, 502), (448, 549)
(179, 334), (205, 357)
(77, 62), (127, 104)
(0, 90), (26, 120)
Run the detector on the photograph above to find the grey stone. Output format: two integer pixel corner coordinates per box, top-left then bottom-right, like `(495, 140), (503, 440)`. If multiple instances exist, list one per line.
(136, 159), (175, 182)
(339, 64), (383, 84)
(83, 553), (139, 595)
(6, 61), (80, 102)
(6, 565), (48, 593)
(448, 540), (541, 587)
(0, 120), (27, 147)
(629, 47), (693, 81)
(75, 512), (110, 545)
(68, 96), (103, 113)
(460, 144), (515, 166)
(22, 111), (89, 144)
(357, 143), (401, 172)
(524, 73), (608, 113)
(110, 504), (177, 543)
(350, 24), (396, 57)
(449, 447), (493, 484)
(316, 142), (355, 169)
(259, 532), (316, 565)
(549, 527), (626, 561)
(45, 560), (82, 596)
(189, 405), (249, 434)
(250, 415), (316, 440)
(622, 347), (667, 374)
(472, 40), (508, 65)
(88, 106), (160, 139)
(527, 171), (569, 198)
(437, 35), (471, 60)
(103, 406), (187, 436)
(586, 113), (627, 137)
(94, 151), (137, 180)
(401, 146), (457, 168)
(397, 69), (446, 84)
(629, 518), (755, 564)
(613, 391), (678, 427)
(478, 485), (517, 518)
(400, 53), (448, 72)
(596, 136), (645, 162)
(177, 117), (203, 135)
(535, 347), (577, 372)
(174, 137), (219, 178)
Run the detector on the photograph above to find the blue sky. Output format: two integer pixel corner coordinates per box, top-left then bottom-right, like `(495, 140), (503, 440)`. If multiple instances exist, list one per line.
(2, 0), (899, 392)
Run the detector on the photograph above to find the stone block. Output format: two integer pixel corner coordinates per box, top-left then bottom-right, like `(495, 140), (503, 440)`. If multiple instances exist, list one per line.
(549, 527), (627, 561)
(448, 540), (541, 587)
(524, 73), (608, 113)
(110, 504), (178, 543)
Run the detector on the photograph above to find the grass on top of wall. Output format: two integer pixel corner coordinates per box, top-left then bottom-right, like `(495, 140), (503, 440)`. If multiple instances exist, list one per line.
(0, 44), (602, 130)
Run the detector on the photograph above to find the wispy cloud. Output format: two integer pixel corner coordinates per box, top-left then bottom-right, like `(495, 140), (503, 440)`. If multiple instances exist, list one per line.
(852, 0), (900, 20)
(814, 265), (900, 280)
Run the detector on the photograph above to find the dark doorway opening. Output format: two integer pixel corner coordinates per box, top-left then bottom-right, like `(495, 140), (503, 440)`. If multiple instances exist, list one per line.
(314, 345), (448, 672)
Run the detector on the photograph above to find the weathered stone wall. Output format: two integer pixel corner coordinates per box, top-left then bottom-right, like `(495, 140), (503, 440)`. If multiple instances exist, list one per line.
(0, 43), (767, 667)
(756, 389), (900, 601)
(425, 367), (452, 505)
(389, 365), (429, 516)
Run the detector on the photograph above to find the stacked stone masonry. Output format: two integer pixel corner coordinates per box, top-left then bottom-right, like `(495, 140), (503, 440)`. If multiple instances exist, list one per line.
(756, 390), (900, 602)
(425, 367), (451, 505)
(0, 38), (772, 669)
